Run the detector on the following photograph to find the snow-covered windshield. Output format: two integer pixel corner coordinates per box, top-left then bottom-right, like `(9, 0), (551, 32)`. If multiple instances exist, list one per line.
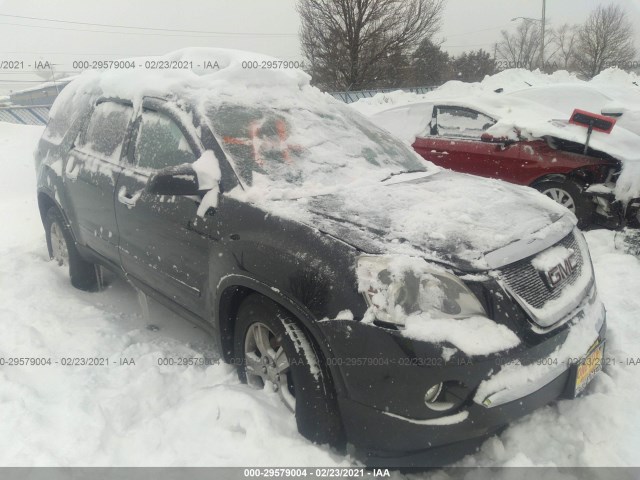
(205, 102), (427, 189)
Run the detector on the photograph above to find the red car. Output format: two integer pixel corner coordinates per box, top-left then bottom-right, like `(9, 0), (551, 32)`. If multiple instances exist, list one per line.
(370, 102), (623, 227)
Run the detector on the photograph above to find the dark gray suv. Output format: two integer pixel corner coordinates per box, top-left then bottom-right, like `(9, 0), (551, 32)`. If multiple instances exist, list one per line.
(34, 50), (606, 467)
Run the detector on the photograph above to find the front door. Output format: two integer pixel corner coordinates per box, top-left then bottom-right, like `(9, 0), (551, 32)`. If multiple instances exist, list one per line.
(114, 103), (211, 317)
(412, 105), (523, 181)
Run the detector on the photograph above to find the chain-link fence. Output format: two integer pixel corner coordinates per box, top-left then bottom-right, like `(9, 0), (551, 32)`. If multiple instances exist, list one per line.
(329, 86), (437, 103)
(0, 106), (50, 126)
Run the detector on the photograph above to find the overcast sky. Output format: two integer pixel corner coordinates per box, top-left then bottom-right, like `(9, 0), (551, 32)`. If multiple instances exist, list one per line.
(1, 0), (639, 95)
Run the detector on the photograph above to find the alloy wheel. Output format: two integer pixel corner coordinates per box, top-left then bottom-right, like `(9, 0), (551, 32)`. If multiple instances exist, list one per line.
(50, 222), (69, 266)
(541, 187), (576, 212)
(244, 322), (296, 412)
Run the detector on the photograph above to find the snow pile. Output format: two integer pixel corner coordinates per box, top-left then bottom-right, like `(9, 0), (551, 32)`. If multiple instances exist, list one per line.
(403, 316), (520, 356)
(351, 67), (636, 116)
(191, 150), (221, 217)
(531, 245), (575, 272)
(590, 67), (640, 88)
(52, 47), (310, 116)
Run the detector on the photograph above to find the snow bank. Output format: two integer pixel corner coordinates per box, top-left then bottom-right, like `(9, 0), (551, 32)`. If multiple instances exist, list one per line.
(351, 67), (635, 116)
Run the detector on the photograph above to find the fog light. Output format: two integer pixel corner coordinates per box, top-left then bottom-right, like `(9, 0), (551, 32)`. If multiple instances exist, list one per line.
(424, 383), (443, 404)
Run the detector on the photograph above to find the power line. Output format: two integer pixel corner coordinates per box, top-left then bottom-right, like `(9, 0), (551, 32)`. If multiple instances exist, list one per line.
(0, 21), (297, 38)
(0, 51), (149, 56)
(0, 13), (298, 37)
(442, 43), (495, 48)
(445, 24), (511, 38)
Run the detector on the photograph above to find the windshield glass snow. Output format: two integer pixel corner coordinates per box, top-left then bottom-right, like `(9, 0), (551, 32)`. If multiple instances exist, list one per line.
(205, 102), (427, 189)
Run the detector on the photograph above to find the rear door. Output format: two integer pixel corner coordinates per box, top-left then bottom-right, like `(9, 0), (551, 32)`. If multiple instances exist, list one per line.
(412, 105), (523, 179)
(63, 100), (134, 263)
(114, 101), (210, 317)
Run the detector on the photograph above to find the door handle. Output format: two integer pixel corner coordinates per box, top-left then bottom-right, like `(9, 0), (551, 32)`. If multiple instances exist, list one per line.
(117, 187), (141, 209)
(65, 157), (80, 180)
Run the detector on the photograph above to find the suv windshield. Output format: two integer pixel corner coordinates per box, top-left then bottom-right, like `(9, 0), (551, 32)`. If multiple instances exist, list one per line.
(205, 102), (427, 189)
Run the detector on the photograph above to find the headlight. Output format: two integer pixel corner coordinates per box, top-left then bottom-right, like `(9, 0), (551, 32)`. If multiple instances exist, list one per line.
(357, 255), (486, 327)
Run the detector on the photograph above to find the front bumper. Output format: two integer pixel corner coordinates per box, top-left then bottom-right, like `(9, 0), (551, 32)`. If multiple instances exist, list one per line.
(318, 297), (606, 467)
(340, 337), (604, 468)
(340, 361), (571, 467)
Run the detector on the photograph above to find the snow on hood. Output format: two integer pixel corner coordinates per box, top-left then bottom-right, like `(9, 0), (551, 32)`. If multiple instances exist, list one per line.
(243, 170), (573, 272)
(357, 68), (640, 202)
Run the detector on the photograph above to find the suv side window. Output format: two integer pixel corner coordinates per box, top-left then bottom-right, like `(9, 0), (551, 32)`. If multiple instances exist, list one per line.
(432, 106), (496, 139)
(78, 102), (132, 159)
(134, 110), (197, 170)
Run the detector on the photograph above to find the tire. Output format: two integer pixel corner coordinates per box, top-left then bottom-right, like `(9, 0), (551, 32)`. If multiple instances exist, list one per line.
(233, 294), (343, 446)
(534, 179), (594, 228)
(44, 206), (98, 291)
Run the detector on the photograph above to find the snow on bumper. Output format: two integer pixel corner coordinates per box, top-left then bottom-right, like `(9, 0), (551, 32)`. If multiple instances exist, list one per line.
(474, 282), (605, 408)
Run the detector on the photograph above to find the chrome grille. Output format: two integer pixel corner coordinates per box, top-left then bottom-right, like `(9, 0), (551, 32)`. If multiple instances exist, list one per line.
(499, 232), (584, 310)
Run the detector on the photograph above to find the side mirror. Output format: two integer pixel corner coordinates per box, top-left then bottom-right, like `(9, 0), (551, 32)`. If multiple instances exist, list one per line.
(481, 132), (514, 145)
(147, 164), (200, 196)
(601, 103), (625, 118)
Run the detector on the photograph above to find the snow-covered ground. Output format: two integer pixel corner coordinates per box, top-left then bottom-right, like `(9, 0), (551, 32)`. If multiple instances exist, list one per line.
(1, 121), (640, 470)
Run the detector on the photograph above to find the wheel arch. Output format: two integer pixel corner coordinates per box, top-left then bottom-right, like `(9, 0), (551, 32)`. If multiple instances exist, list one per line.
(37, 188), (74, 230)
(37, 190), (59, 224)
(216, 275), (346, 395)
(529, 173), (568, 188)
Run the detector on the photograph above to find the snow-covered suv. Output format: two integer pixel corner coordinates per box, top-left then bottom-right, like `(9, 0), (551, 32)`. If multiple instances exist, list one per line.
(34, 49), (606, 467)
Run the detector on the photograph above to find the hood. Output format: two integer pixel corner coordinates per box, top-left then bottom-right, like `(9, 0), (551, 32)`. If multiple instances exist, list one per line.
(296, 171), (574, 272)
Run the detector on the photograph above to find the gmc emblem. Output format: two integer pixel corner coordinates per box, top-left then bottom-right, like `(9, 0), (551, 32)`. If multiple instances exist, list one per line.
(542, 252), (578, 289)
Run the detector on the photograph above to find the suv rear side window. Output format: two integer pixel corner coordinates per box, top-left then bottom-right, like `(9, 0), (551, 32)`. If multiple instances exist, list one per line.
(434, 106), (495, 139)
(78, 102), (132, 160)
(134, 110), (196, 170)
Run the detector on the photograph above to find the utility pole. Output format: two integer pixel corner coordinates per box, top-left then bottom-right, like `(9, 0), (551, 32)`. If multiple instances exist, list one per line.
(539, 0), (546, 71)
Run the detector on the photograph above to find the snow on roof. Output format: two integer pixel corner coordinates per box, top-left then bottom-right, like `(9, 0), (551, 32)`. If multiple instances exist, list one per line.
(54, 48), (310, 113)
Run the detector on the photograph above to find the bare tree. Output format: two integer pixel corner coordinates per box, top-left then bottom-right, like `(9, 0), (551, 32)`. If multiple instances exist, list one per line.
(550, 23), (579, 70)
(496, 20), (542, 70)
(575, 4), (637, 78)
(297, 0), (445, 90)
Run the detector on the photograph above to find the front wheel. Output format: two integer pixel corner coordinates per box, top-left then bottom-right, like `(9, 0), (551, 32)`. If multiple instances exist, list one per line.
(233, 294), (343, 446)
(44, 206), (98, 291)
(534, 180), (593, 228)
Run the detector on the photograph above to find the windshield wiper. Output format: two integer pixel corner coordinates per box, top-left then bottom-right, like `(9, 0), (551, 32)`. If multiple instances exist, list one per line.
(381, 169), (429, 182)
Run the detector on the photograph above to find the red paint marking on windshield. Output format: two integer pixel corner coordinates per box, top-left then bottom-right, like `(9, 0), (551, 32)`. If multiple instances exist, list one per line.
(223, 117), (301, 166)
